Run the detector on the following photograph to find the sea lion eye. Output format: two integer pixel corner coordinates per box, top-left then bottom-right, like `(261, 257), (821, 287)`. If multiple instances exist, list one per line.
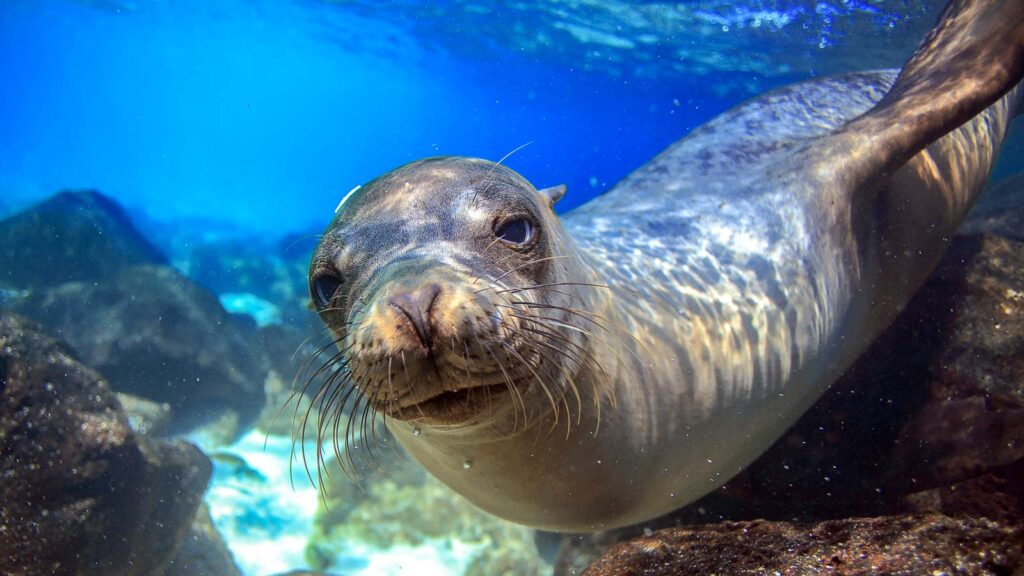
(495, 217), (534, 245)
(312, 273), (343, 309)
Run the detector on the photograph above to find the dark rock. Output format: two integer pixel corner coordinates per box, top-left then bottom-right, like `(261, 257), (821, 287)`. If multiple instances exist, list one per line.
(185, 239), (303, 306)
(163, 228), (315, 326)
(116, 392), (173, 437)
(961, 173), (1024, 241)
(0, 190), (165, 290)
(903, 460), (1024, 526)
(258, 314), (324, 387)
(163, 504), (242, 576)
(0, 312), (211, 576)
(13, 264), (270, 435)
(577, 515), (1022, 576)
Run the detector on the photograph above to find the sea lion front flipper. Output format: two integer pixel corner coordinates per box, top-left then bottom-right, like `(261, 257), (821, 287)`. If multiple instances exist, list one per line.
(820, 0), (1024, 189)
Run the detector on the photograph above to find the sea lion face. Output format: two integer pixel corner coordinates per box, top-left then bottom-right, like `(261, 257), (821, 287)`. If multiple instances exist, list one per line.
(309, 157), (585, 429)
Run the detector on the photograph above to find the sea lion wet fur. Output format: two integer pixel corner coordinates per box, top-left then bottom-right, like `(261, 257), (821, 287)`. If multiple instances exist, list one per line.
(306, 0), (1024, 532)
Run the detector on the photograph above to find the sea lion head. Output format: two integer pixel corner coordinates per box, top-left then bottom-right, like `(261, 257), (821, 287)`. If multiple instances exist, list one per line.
(308, 157), (598, 435)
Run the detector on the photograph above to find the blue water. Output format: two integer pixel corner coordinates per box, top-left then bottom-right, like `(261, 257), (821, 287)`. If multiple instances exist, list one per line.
(0, 0), (941, 234)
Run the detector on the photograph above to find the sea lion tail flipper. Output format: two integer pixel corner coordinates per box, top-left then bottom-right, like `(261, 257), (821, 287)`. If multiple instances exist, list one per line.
(820, 0), (1024, 188)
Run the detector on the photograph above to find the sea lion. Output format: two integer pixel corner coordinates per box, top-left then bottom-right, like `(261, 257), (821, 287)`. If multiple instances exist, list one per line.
(305, 0), (1024, 532)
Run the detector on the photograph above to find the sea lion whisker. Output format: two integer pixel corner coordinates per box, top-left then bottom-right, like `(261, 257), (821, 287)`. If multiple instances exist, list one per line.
(296, 362), (350, 493)
(500, 340), (561, 427)
(339, 391), (364, 479)
(520, 304), (647, 398)
(481, 340), (526, 432)
(269, 337), (347, 451)
(331, 379), (360, 469)
(323, 370), (361, 472)
(497, 302), (611, 338)
(491, 338), (532, 424)
(292, 334), (345, 388)
(510, 310), (594, 338)
(313, 368), (352, 488)
(513, 320), (613, 416)
(459, 338), (473, 381)
(506, 299), (645, 394)
(328, 371), (366, 477)
(498, 313), (592, 420)
(288, 334), (317, 364)
(475, 255), (574, 290)
(511, 337), (585, 435)
(282, 232), (325, 253)
(386, 356), (395, 403)
(505, 300), (612, 332)
(474, 141), (533, 202)
(300, 342), (354, 392)
(287, 349), (353, 447)
(514, 324), (601, 382)
(289, 340), (352, 444)
(343, 372), (381, 475)
(496, 281), (612, 295)
(357, 383), (383, 472)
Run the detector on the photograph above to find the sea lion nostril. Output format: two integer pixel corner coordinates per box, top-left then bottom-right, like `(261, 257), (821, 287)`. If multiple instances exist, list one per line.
(387, 283), (442, 349)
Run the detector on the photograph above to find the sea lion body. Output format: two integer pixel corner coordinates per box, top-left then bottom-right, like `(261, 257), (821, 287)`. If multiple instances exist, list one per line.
(392, 75), (1019, 531)
(308, 1), (1024, 532)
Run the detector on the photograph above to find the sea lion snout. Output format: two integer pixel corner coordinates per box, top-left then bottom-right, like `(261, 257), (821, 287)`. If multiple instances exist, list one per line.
(343, 266), (534, 424)
(387, 282), (442, 352)
(366, 267), (502, 356)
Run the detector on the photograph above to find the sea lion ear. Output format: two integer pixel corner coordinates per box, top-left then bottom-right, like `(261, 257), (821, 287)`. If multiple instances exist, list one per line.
(537, 184), (566, 208)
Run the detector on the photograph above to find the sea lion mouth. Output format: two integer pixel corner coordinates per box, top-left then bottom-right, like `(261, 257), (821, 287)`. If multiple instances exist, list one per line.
(390, 383), (511, 422)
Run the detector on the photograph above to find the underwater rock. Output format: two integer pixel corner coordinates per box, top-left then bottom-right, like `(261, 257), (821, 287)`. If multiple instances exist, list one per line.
(13, 264), (270, 437)
(116, 392), (173, 437)
(0, 190), (166, 290)
(163, 504), (243, 576)
(166, 229), (316, 329)
(902, 460), (1024, 528)
(574, 515), (1022, 576)
(556, 232), (1024, 572)
(0, 312), (211, 576)
(961, 173), (1024, 241)
(184, 237), (312, 310)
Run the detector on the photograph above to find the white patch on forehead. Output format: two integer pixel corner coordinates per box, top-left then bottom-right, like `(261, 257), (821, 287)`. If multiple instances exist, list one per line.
(428, 167), (459, 179)
(334, 184), (361, 214)
(452, 188), (492, 224)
